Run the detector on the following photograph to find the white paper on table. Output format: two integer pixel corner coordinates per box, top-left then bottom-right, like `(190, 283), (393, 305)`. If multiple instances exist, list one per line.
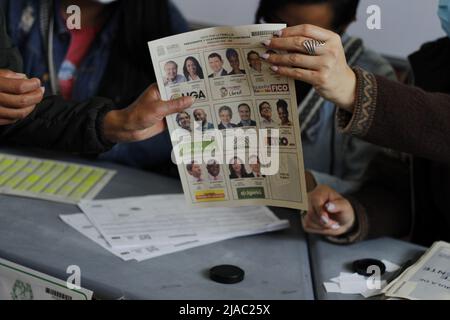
(79, 194), (288, 249)
(323, 282), (341, 293)
(61, 213), (289, 262)
(323, 263), (399, 297)
(381, 260), (401, 273)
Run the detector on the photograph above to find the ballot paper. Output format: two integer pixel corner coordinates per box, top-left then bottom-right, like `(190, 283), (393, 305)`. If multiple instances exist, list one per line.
(0, 153), (115, 204)
(79, 194), (289, 249)
(148, 24), (308, 210)
(383, 241), (450, 300)
(323, 261), (401, 298)
(0, 257), (93, 300)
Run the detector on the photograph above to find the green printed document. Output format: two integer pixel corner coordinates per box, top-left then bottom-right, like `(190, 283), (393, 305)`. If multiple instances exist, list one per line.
(0, 153), (115, 204)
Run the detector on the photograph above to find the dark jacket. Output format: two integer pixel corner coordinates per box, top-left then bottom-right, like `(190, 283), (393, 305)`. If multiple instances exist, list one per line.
(0, 7), (115, 154)
(333, 37), (450, 246)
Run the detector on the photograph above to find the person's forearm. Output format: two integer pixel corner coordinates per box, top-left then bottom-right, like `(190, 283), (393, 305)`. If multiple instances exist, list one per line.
(0, 95), (116, 153)
(337, 67), (450, 163)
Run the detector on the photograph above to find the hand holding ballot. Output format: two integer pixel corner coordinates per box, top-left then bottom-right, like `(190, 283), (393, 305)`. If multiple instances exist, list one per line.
(148, 24), (308, 210)
(103, 84), (195, 144)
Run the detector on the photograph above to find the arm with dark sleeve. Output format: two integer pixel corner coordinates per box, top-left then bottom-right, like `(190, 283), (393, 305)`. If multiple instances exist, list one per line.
(0, 95), (116, 154)
(0, 4), (22, 71)
(337, 67), (450, 163)
(327, 152), (413, 244)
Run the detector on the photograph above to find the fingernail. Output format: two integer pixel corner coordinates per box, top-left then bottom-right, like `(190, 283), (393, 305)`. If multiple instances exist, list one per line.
(273, 30), (283, 37)
(15, 73), (27, 79)
(262, 39), (271, 46)
(261, 53), (270, 60)
(40, 86), (45, 94)
(331, 224), (341, 230)
(270, 65), (279, 72)
(325, 202), (336, 212)
(321, 215), (330, 225)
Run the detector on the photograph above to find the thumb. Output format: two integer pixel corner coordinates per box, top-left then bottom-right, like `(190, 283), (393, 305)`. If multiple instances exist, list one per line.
(139, 84), (194, 121)
(152, 96), (195, 121)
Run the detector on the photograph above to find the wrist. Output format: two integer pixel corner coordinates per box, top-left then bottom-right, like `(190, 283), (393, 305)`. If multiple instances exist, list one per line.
(305, 171), (317, 192)
(337, 67), (357, 113)
(102, 109), (129, 144)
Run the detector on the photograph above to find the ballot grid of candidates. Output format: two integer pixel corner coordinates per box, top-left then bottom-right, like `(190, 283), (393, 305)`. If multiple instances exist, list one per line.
(0, 153), (115, 204)
(148, 24), (308, 210)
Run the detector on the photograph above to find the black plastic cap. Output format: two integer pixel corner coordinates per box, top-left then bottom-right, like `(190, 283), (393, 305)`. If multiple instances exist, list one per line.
(209, 265), (245, 284)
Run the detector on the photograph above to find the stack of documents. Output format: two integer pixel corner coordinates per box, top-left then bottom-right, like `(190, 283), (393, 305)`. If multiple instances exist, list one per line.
(383, 241), (450, 300)
(61, 194), (290, 262)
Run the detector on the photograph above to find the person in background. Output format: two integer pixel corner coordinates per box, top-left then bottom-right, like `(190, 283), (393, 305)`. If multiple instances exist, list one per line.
(0, 4), (194, 153)
(226, 48), (246, 75)
(1, 0), (189, 171)
(256, 0), (397, 195)
(183, 56), (204, 81)
(261, 1), (450, 245)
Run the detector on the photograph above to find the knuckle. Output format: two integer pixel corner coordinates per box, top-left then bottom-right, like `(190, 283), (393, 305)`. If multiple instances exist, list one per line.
(13, 81), (27, 94)
(328, 47), (339, 60)
(301, 24), (312, 35)
(293, 37), (304, 49)
(17, 108), (29, 120)
(288, 54), (299, 65)
(18, 95), (30, 106)
(293, 68), (304, 79)
(332, 33), (341, 43)
(316, 72), (328, 86)
(0, 69), (13, 77)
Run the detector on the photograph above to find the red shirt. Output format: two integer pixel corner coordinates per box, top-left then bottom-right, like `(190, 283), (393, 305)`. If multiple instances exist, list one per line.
(58, 26), (99, 100)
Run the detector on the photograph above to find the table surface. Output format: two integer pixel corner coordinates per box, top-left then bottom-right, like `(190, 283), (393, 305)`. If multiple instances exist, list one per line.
(0, 148), (314, 300)
(308, 235), (426, 300)
(0, 148), (428, 300)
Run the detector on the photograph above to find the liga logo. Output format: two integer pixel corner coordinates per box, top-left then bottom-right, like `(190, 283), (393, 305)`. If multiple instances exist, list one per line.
(170, 90), (207, 101)
(253, 83), (289, 94)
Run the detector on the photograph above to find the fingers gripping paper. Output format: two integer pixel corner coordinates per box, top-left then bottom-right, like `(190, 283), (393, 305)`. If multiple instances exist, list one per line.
(148, 24), (308, 210)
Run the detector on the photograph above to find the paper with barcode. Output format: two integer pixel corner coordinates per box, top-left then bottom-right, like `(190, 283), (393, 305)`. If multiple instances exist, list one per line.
(148, 24), (308, 210)
(78, 194), (289, 250)
(0, 257), (93, 300)
(60, 212), (288, 262)
(0, 153), (115, 204)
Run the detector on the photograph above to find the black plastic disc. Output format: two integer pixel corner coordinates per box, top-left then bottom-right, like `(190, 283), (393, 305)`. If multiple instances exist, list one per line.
(352, 259), (386, 276)
(209, 265), (245, 284)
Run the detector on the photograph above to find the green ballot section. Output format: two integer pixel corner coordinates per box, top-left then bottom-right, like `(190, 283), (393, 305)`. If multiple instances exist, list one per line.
(0, 153), (115, 204)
